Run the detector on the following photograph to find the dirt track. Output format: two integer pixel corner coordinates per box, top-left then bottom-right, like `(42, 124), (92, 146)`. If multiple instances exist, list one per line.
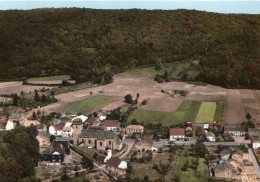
(1, 73), (260, 125)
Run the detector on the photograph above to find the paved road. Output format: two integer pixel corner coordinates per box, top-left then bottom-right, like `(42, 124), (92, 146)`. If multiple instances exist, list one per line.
(120, 139), (135, 159)
(248, 147), (260, 177)
(203, 141), (251, 146)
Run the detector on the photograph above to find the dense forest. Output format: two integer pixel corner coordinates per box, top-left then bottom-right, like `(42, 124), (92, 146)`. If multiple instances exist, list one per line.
(0, 8), (259, 88)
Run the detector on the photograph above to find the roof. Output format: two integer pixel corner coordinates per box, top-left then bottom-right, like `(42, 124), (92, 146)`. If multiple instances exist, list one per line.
(104, 120), (120, 127)
(224, 124), (246, 132)
(86, 117), (98, 124)
(53, 123), (65, 131)
(87, 125), (105, 131)
(36, 124), (45, 130)
(60, 115), (75, 123)
(205, 132), (215, 138)
(248, 128), (260, 137)
(213, 162), (237, 173)
(203, 123), (209, 129)
(196, 127), (205, 135)
(72, 115), (88, 123)
(72, 118), (82, 125)
(96, 153), (106, 162)
(80, 130), (122, 145)
(126, 125), (144, 130)
(39, 131), (51, 138)
(170, 128), (185, 136)
(107, 157), (122, 167)
(8, 112), (22, 119)
(0, 120), (7, 129)
(220, 147), (236, 158)
(223, 131), (231, 137)
(135, 136), (153, 145)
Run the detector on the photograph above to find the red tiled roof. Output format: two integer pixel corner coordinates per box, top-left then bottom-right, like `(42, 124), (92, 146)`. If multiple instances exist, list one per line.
(223, 131), (231, 137)
(104, 120), (120, 127)
(96, 153), (106, 162)
(139, 136), (153, 145)
(196, 127), (205, 135)
(53, 123), (65, 131)
(87, 125), (105, 131)
(36, 124), (45, 130)
(170, 128), (185, 136)
(107, 157), (122, 167)
(86, 117), (97, 124)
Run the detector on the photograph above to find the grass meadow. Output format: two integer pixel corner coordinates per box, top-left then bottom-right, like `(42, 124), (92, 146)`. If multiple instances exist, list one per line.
(61, 95), (113, 114)
(126, 60), (200, 81)
(27, 75), (71, 81)
(214, 102), (227, 122)
(173, 149), (208, 182)
(195, 102), (217, 123)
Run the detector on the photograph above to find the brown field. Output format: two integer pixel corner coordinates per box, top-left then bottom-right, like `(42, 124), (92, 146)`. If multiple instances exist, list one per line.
(0, 81), (53, 95)
(3, 73), (259, 125)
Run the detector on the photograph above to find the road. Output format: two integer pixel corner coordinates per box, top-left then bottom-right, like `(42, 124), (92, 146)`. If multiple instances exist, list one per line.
(120, 139), (135, 159)
(248, 147), (260, 177)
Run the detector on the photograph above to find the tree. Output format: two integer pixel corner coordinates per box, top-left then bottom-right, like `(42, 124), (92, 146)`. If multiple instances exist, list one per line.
(34, 91), (39, 102)
(245, 133), (249, 140)
(12, 93), (19, 106)
(163, 70), (168, 79)
(124, 94), (133, 104)
(246, 113), (252, 121)
(41, 94), (47, 103)
(144, 175), (149, 182)
(137, 93), (140, 98)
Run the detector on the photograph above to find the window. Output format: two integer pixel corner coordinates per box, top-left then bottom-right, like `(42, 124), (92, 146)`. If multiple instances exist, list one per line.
(89, 139), (91, 144)
(100, 142), (102, 146)
(109, 141), (111, 145)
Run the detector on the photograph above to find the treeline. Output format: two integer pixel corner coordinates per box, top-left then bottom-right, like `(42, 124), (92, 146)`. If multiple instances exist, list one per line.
(0, 126), (39, 182)
(0, 9), (259, 88)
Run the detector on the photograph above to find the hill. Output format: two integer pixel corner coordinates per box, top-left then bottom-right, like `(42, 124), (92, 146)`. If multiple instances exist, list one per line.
(0, 8), (259, 88)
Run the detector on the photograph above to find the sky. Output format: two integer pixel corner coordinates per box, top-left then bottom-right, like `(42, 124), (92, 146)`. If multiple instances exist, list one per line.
(0, 1), (259, 14)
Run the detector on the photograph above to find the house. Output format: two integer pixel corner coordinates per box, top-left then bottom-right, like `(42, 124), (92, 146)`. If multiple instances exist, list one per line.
(205, 132), (216, 142)
(59, 115), (76, 123)
(196, 127), (205, 137)
(223, 132), (234, 142)
(213, 121), (222, 130)
(72, 115), (88, 123)
(223, 124), (247, 136)
(52, 140), (70, 155)
(211, 161), (239, 178)
(6, 120), (15, 130)
(125, 125), (144, 136)
(169, 128), (185, 141)
(49, 123), (65, 136)
(203, 123), (209, 131)
(22, 119), (39, 127)
(36, 124), (47, 132)
(220, 147), (237, 161)
(103, 120), (120, 132)
(78, 130), (123, 151)
(83, 117), (98, 128)
(107, 157), (127, 174)
(251, 136), (260, 149)
(0, 119), (7, 130)
(134, 136), (153, 152)
(37, 131), (51, 146)
(39, 147), (65, 162)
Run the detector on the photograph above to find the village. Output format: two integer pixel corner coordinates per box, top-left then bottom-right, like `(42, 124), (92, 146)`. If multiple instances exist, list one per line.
(1, 106), (260, 182)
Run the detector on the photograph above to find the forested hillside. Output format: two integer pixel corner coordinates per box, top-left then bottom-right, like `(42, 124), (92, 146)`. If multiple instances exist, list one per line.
(0, 8), (259, 88)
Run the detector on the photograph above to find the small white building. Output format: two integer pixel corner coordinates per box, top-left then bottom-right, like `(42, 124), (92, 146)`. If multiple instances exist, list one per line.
(49, 123), (65, 136)
(72, 115), (88, 123)
(6, 120), (15, 130)
(205, 132), (216, 142)
(251, 136), (260, 149)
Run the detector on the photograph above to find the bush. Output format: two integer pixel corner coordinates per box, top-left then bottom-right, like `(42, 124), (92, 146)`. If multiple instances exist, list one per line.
(124, 94), (133, 104)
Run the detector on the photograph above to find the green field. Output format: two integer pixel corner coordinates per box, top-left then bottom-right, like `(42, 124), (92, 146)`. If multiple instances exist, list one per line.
(127, 60), (200, 81)
(172, 101), (201, 124)
(214, 102), (227, 122)
(61, 95), (113, 114)
(128, 101), (201, 126)
(27, 75), (71, 81)
(173, 149), (208, 182)
(128, 109), (175, 126)
(195, 102), (217, 123)
(78, 147), (99, 156)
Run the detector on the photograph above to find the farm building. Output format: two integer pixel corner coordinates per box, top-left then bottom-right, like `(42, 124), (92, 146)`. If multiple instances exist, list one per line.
(205, 132), (216, 142)
(169, 128), (185, 141)
(251, 136), (260, 149)
(223, 124), (247, 136)
(124, 125), (144, 136)
(103, 120), (120, 132)
(134, 136), (153, 152)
